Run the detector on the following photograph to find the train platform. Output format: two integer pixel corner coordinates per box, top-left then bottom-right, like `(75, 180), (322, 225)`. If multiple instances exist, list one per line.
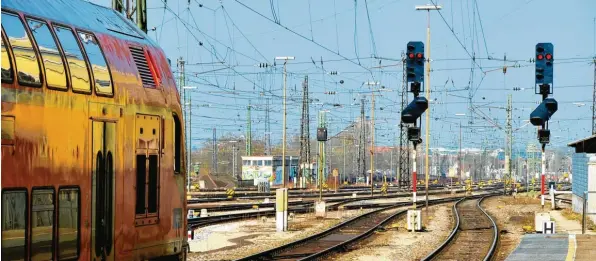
(506, 234), (596, 261)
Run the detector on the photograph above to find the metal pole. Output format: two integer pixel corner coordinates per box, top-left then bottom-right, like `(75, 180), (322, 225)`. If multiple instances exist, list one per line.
(370, 91), (375, 196)
(541, 144), (546, 208)
(343, 138), (346, 184)
(412, 144), (417, 209)
(583, 191), (587, 234)
(459, 121), (462, 183)
(424, 9), (431, 210)
(282, 61), (287, 188)
(319, 142), (323, 201)
(390, 147), (394, 184)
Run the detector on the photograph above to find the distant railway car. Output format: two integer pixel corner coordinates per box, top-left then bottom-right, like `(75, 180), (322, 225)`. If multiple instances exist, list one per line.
(1, 0), (188, 260)
(241, 156), (300, 186)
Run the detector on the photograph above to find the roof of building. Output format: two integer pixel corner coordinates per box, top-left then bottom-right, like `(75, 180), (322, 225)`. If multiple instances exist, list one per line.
(2, 0), (156, 47)
(568, 134), (596, 153)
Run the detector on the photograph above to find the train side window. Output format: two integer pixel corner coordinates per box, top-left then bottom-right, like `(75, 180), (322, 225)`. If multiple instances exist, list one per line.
(1, 189), (28, 261)
(77, 32), (112, 96)
(173, 114), (181, 174)
(1, 35), (14, 83)
(30, 188), (55, 261)
(52, 26), (90, 93)
(2, 12), (42, 87)
(57, 188), (79, 260)
(27, 19), (67, 90)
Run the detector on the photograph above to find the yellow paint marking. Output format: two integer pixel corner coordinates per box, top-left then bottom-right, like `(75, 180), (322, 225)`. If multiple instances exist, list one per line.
(565, 234), (576, 261)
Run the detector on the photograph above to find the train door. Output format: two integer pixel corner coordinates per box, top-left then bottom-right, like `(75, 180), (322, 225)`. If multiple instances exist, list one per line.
(91, 121), (116, 261)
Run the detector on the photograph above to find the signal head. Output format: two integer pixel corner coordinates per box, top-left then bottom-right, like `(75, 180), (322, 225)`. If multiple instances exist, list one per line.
(406, 41), (425, 84)
(401, 97), (428, 124)
(529, 98), (557, 126)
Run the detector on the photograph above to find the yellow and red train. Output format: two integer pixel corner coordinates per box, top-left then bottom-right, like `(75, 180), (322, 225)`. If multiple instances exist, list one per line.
(1, 0), (188, 260)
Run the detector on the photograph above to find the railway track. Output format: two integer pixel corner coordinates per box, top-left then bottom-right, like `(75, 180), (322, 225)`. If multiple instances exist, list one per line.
(234, 193), (500, 261)
(422, 196), (498, 261)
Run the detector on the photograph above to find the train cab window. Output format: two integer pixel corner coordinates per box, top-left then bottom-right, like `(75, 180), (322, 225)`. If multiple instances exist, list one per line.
(1, 35), (13, 82)
(30, 188), (55, 261)
(57, 188), (79, 260)
(77, 32), (112, 96)
(2, 189), (27, 261)
(27, 19), (67, 90)
(2, 12), (42, 87)
(173, 114), (182, 174)
(52, 26), (90, 93)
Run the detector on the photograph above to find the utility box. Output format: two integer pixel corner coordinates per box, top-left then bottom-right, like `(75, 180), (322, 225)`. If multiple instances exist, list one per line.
(535, 212), (550, 232)
(315, 201), (327, 218)
(407, 210), (422, 231)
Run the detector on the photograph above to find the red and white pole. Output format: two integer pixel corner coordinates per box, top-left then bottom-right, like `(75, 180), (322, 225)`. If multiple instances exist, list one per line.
(412, 147), (417, 208)
(541, 146), (546, 208)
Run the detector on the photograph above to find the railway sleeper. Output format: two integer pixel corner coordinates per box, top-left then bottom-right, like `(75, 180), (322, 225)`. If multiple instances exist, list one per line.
(459, 226), (493, 231)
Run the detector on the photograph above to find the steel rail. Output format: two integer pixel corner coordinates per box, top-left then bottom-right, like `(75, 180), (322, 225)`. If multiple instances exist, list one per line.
(420, 195), (498, 261)
(235, 192), (500, 261)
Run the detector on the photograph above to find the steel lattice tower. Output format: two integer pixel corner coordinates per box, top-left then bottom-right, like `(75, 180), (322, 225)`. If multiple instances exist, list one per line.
(357, 99), (366, 180)
(212, 128), (217, 175)
(265, 98), (271, 155)
(299, 76), (311, 185)
(398, 53), (410, 188)
(246, 100), (252, 156)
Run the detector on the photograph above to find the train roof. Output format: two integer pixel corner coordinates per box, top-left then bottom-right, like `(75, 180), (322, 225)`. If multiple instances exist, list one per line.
(1, 0), (158, 47)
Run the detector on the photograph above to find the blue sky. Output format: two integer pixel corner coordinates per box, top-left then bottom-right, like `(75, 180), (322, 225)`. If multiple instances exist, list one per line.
(90, 0), (596, 152)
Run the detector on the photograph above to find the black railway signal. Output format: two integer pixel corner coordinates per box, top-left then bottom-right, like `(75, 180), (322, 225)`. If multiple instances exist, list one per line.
(530, 98), (558, 126)
(535, 43), (553, 92)
(406, 41), (425, 87)
(401, 97), (428, 124)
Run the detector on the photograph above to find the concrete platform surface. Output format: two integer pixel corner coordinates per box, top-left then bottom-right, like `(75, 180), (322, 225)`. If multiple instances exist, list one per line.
(506, 234), (596, 261)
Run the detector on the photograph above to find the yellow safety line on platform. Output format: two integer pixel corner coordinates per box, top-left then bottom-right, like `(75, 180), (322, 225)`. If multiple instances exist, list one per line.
(565, 234), (576, 261)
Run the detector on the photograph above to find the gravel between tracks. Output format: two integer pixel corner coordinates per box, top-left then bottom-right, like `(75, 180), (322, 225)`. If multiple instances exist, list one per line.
(482, 194), (550, 261)
(187, 208), (375, 261)
(325, 203), (454, 261)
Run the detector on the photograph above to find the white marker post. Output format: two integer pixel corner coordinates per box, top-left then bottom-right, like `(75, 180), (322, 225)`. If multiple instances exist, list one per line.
(276, 188), (288, 232)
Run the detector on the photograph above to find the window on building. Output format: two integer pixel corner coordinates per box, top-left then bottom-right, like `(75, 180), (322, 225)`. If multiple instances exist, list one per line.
(2, 12), (42, 86)
(257, 160), (263, 166)
(58, 188), (79, 260)
(27, 18), (67, 90)
(173, 114), (181, 174)
(1, 35), (13, 82)
(52, 25), (90, 93)
(2, 189), (27, 260)
(265, 160), (272, 166)
(31, 188), (55, 261)
(77, 31), (112, 95)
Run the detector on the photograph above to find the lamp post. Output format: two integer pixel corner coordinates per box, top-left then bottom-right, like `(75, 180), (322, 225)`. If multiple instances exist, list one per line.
(416, 2), (441, 210)
(183, 86), (197, 192)
(275, 56), (295, 188)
